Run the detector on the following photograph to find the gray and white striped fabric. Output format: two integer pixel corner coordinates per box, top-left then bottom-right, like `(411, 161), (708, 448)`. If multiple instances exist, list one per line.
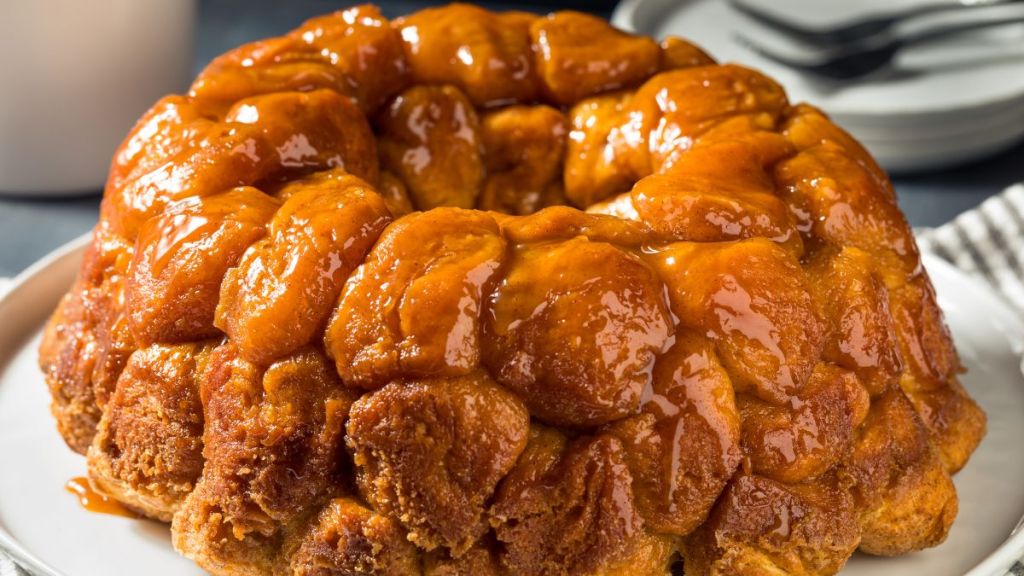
(917, 183), (1024, 314)
(0, 554), (23, 576)
(1, 185), (1023, 575)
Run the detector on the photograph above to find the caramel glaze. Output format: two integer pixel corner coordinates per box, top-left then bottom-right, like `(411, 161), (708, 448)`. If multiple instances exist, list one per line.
(37, 4), (985, 576)
(65, 477), (139, 519)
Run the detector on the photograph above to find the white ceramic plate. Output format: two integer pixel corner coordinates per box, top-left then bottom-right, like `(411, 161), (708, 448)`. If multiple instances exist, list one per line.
(0, 238), (1023, 575)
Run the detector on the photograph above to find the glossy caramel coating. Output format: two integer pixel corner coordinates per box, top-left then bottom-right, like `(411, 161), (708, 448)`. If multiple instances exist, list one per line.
(658, 37), (715, 70)
(191, 5), (407, 114)
(564, 91), (637, 206)
(477, 104), (568, 215)
(127, 187), (279, 345)
(628, 135), (801, 252)
(38, 4), (984, 576)
(648, 239), (823, 405)
(806, 247), (902, 398)
(738, 364), (869, 484)
(530, 11), (660, 105)
(101, 89), (379, 240)
(605, 332), (742, 535)
(377, 170), (416, 217)
(395, 4), (539, 108)
(327, 208), (506, 389)
(215, 171), (391, 365)
(376, 84), (485, 209)
(634, 65), (789, 174)
(483, 234), (672, 427)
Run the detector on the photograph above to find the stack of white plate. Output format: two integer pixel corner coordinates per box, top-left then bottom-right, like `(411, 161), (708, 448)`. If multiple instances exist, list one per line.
(612, 0), (1024, 173)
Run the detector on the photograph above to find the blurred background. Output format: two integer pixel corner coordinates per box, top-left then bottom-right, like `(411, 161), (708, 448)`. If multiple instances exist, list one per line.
(0, 0), (1022, 277)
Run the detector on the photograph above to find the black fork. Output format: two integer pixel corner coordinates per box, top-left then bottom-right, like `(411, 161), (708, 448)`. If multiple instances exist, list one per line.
(729, 0), (1024, 46)
(737, 15), (1024, 80)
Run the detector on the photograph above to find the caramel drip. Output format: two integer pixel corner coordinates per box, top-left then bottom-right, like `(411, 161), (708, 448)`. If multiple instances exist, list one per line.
(65, 476), (139, 518)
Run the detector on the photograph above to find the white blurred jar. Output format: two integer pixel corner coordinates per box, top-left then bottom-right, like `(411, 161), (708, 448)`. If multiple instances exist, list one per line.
(0, 0), (196, 195)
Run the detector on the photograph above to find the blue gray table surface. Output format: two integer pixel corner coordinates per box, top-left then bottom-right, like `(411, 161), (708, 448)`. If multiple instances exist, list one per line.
(1, 0), (1022, 278)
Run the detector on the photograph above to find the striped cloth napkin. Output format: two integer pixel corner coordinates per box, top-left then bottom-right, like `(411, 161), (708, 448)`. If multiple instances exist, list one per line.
(917, 183), (1024, 313)
(0, 554), (21, 576)
(1, 185), (1023, 575)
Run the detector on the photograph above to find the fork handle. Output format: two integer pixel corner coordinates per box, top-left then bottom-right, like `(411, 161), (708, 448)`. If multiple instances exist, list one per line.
(904, 15), (1024, 46)
(731, 0), (1023, 45)
(895, 0), (1024, 22)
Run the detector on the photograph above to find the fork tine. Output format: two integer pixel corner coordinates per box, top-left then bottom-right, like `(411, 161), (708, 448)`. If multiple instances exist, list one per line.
(730, 0), (1021, 46)
(733, 33), (820, 70)
(728, 0), (832, 43)
(736, 32), (907, 80)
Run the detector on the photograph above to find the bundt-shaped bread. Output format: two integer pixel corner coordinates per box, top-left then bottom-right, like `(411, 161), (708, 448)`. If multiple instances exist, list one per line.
(39, 4), (986, 575)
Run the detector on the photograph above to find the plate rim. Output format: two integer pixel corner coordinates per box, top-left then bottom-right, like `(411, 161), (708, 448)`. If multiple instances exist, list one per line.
(0, 234), (89, 576)
(923, 255), (1024, 576)
(0, 237), (1022, 575)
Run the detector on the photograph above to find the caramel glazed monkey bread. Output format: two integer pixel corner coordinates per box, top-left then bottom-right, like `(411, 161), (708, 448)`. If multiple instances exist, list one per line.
(38, 3), (986, 575)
